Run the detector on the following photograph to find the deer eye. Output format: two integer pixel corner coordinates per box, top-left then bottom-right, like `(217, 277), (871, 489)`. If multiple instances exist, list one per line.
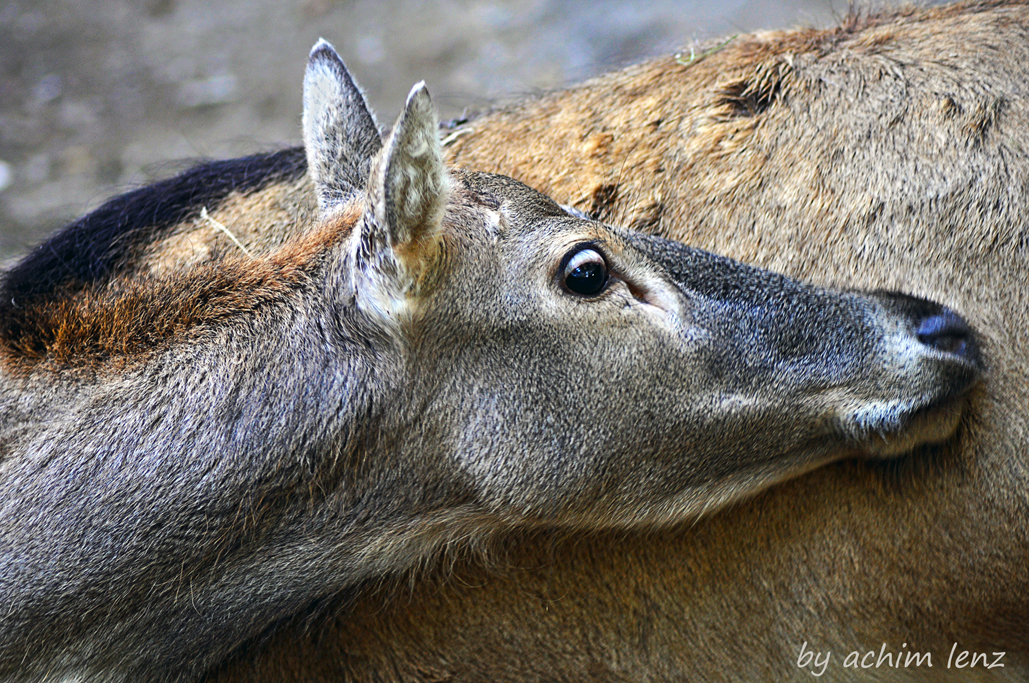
(562, 247), (608, 296)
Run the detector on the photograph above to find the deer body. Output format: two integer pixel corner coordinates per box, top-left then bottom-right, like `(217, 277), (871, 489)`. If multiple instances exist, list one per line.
(148, 2), (1028, 682)
(0, 41), (980, 682)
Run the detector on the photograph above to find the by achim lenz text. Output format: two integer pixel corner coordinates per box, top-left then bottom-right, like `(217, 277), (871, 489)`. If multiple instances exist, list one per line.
(797, 642), (1005, 677)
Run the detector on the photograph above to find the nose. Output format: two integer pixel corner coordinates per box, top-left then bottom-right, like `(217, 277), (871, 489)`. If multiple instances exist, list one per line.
(914, 306), (978, 362)
(876, 292), (980, 368)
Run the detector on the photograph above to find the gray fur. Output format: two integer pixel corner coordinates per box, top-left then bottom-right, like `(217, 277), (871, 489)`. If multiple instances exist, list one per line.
(0, 41), (980, 682)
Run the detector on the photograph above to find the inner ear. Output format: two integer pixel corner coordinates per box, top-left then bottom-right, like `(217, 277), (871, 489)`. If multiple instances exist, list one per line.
(365, 81), (451, 271)
(349, 82), (453, 326)
(375, 83), (450, 249)
(302, 39), (382, 218)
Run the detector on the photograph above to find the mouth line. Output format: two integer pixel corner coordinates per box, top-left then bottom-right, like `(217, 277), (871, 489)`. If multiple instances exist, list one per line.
(842, 385), (975, 459)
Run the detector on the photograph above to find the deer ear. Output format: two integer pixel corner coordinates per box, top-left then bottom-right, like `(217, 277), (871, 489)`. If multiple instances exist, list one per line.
(303, 39), (382, 217)
(352, 82), (451, 324)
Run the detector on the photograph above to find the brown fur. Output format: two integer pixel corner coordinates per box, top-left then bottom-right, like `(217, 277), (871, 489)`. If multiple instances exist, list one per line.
(0, 7), (1014, 680)
(8, 44), (975, 682)
(444, 0), (1025, 283)
(138, 179), (318, 278)
(0, 202), (358, 375)
(174, 2), (1029, 681)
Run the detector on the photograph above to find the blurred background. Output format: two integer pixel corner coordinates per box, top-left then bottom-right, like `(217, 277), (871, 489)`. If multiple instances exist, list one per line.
(0, 0), (907, 261)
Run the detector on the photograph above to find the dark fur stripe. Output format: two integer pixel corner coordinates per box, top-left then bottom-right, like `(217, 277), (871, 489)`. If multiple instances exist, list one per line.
(0, 146), (308, 371)
(0, 203), (360, 374)
(1, 146), (306, 303)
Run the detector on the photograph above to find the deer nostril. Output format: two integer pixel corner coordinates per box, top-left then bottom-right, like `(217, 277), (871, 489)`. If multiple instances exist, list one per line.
(916, 308), (973, 358)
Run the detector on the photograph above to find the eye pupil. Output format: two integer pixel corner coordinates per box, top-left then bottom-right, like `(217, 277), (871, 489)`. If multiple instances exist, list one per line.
(569, 262), (604, 291)
(563, 248), (608, 296)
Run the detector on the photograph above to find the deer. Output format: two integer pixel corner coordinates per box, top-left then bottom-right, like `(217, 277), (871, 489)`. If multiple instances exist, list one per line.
(145, 2), (1027, 682)
(0, 40), (980, 682)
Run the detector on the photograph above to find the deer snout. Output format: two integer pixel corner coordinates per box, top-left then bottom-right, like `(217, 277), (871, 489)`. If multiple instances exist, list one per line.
(843, 296), (982, 458)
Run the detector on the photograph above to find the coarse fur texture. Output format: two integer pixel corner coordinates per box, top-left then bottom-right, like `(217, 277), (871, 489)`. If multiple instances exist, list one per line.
(115, 1), (1028, 682)
(0, 36), (983, 683)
